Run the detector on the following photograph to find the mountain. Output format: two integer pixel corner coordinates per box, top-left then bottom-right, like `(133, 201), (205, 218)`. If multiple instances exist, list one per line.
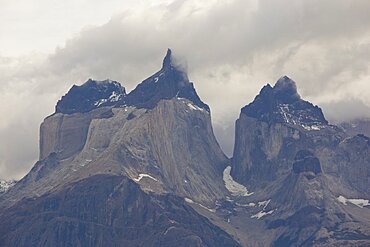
(0, 50), (237, 246)
(124, 49), (210, 112)
(1, 52), (369, 247)
(227, 76), (370, 246)
(241, 76), (328, 127)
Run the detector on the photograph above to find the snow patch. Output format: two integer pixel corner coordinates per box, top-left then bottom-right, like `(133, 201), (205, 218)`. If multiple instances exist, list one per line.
(94, 98), (108, 107)
(279, 105), (292, 124)
(278, 104), (324, 131)
(337, 196), (370, 208)
(185, 198), (194, 203)
(133, 173), (158, 182)
(0, 180), (16, 193)
(108, 91), (121, 102)
(302, 125), (323, 131)
(198, 203), (216, 213)
(236, 202), (256, 207)
(223, 166), (253, 196)
(258, 200), (271, 210)
(187, 103), (204, 112)
(184, 198), (216, 212)
(251, 209), (275, 219)
(94, 91), (122, 107)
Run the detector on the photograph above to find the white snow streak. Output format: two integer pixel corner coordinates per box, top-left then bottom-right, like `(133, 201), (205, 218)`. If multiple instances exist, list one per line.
(337, 196), (370, 208)
(133, 173), (158, 182)
(251, 209), (275, 219)
(184, 198), (216, 212)
(187, 102), (204, 112)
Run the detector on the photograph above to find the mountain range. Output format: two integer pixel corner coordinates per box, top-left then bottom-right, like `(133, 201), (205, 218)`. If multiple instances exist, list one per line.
(0, 49), (369, 247)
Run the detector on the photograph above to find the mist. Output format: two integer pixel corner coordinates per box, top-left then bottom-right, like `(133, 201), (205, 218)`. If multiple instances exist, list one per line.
(1, 0), (370, 179)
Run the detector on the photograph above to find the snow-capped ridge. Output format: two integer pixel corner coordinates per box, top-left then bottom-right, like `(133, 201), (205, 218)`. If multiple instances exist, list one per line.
(241, 76), (328, 128)
(55, 78), (126, 114)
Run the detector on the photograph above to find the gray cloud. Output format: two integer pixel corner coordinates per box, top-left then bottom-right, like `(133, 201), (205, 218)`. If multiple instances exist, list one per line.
(1, 0), (370, 179)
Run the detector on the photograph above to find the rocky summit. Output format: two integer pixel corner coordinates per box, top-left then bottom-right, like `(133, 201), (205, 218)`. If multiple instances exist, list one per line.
(0, 51), (369, 247)
(0, 50), (233, 247)
(241, 76), (328, 128)
(56, 79), (126, 114)
(124, 49), (210, 112)
(230, 76), (370, 246)
(56, 49), (209, 115)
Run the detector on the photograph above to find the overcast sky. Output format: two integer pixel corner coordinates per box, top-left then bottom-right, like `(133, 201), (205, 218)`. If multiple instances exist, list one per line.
(1, 0), (370, 180)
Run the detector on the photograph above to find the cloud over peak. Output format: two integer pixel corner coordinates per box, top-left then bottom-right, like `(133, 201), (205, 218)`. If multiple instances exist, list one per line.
(1, 0), (370, 179)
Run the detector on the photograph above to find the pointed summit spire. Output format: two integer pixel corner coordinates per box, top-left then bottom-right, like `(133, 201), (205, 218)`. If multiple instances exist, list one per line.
(241, 76), (327, 126)
(162, 48), (173, 68)
(273, 75), (301, 103)
(274, 76), (298, 94)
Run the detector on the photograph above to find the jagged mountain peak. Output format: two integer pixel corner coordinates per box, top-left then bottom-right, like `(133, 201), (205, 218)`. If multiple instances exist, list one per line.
(162, 48), (173, 68)
(55, 49), (209, 114)
(124, 49), (209, 111)
(273, 75), (301, 103)
(241, 76), (327, 128)
(55, 79), (126, 114)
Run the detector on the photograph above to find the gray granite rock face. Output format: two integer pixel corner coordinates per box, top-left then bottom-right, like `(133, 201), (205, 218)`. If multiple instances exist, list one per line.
(0, 50), (234, 246)
(229, 77), (370, 246)
(0, 50), (227, 219)
(39, 108), (114, 160)
(1, 53), (369, 247)
(6, 99), (227, 209)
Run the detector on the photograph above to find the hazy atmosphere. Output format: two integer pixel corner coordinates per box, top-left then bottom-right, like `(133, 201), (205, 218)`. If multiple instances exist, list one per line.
(1, 0), (370, 180)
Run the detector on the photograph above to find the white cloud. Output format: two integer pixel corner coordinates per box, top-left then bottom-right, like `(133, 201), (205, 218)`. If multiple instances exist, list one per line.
(0, 0), (370, 179)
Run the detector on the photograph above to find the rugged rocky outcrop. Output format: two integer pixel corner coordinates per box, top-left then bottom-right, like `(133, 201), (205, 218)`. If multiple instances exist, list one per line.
(226, 76), (370, 246)
(1, 52), (369, 247)
(0, 50), (234, 247)
(56, 79), (125, 114)
(124, 49), (209, 112)
(232, 77), (338, 189)
(241, 76), (327, 126)
(0, 175), (239, 247)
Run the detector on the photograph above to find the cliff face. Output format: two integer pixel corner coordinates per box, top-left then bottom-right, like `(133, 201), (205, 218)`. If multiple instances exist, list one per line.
(3, 49), (227, 207)
(39, 107), (114, 160)
(229, 76), (370, 246)
(0, 50), (235, 247)
(1, 52), (369, 247)
(232, 76), (337, 189)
